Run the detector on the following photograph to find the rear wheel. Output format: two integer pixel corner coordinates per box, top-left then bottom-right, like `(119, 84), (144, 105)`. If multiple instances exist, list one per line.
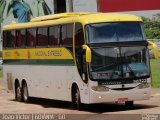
(22, 83), (30, 103)
(125, 101), (134, 108)
(15, 84), (22, 102)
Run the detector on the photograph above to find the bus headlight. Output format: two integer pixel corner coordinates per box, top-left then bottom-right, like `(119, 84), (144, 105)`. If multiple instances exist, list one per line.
(91, 86), (109, 92)
(137, 83), (151, 89)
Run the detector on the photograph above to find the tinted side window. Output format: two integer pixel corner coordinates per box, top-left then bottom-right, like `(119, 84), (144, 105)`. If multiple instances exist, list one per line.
(37, 27), (48, 47)
(16, 29), (26, 48)
(6, 30), (16, 48)
(3, 31), (7, 48)
(75, 23), (85, 49)
(26, 28), (36, 47)
(61, 24), (73, 46)
(49, 26), (59, 46)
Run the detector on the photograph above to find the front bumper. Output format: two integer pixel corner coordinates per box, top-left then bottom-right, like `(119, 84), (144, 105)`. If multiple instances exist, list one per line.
(89, 87), (151, 104)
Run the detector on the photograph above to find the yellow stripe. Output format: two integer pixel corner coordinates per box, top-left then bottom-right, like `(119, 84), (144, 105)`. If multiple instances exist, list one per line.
(3, 48), (73, 60)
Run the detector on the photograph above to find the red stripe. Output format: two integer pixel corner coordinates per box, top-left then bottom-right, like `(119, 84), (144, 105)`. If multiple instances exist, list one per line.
(100, 0), (160, 12)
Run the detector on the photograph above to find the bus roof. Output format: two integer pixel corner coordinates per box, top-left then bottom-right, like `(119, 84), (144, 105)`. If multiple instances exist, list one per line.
(3, 12), (143, 30)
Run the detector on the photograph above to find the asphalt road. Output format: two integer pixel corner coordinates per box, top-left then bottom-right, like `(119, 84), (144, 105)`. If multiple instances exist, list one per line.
(0, 78), (160, 120)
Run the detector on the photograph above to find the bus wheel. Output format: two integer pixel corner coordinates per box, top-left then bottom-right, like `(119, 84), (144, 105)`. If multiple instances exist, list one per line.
(15, 83), (22, 102)
(73, 88), (82, 111)
(125, 101), (134, 108)
(22, 83), (30, 103)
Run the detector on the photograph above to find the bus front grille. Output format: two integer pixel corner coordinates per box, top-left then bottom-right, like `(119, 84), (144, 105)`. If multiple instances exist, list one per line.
(111, 87), (135, 91)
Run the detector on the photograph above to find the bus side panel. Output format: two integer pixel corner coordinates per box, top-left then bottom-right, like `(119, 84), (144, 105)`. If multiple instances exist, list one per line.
(3, 64), (90, 104)
(67, 66), (90, 104)
(3, 65), (70, 101)
(3, 65), (35, 96)
(26, 65), (69, 101)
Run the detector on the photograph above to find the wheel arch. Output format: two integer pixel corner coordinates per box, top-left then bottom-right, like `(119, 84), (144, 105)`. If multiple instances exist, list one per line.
(71, 82), (80, 101)
(71, 82), (78, 93)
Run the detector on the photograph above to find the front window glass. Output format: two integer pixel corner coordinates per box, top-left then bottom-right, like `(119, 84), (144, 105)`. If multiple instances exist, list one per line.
(86, 22), (145, 43)
(90, 46), (149, 80)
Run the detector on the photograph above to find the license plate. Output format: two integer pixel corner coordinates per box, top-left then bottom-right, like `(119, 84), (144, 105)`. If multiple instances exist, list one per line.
(117, 98), (128, 102)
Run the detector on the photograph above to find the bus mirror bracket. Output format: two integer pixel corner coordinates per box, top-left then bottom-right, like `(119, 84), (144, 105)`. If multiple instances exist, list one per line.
(82, 45), (92, 63)
(148, 41), (159, 59)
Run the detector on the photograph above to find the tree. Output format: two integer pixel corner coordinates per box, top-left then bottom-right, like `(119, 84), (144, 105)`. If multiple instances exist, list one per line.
(142, 14), (160, 39)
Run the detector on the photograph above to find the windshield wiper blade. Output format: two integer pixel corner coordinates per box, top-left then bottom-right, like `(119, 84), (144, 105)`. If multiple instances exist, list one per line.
(91, 63), (114, 72)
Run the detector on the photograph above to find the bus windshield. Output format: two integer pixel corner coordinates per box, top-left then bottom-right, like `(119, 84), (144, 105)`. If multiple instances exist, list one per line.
(86, 22), (145, 43)
(89, 46), (150, 80)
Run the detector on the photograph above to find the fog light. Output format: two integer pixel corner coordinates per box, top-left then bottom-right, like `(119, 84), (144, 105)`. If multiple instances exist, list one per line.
(99, 96), (102, 99)
(137, 83), (151, 89)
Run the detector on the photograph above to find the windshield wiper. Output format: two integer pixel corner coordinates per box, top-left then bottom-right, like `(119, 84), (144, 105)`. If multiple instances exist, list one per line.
(91, 63), (114, 72)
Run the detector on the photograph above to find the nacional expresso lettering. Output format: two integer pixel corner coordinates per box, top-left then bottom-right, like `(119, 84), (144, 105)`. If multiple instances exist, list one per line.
(35, 50), (62, 57)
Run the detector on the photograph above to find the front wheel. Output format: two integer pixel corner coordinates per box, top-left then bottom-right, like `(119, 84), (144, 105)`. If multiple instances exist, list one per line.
(72, 88), (82, 110)
(22, 83), (30, 103)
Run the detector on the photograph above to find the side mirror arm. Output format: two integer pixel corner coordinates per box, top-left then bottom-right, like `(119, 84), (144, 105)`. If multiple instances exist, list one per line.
(82, 45), (92, 63)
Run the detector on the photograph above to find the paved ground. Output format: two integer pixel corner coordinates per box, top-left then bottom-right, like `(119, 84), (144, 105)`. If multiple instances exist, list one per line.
(0, 78), (160, 120)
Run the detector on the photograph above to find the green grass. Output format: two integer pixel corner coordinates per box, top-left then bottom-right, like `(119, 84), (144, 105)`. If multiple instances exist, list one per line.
(150, 59), (160, 88)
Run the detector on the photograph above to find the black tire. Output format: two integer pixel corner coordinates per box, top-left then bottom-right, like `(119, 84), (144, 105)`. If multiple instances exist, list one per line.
(15, 84), (22, 102)
(125, 101), (134, 108)
(22, 83), (30, 103)
(72, 88), (82, 111)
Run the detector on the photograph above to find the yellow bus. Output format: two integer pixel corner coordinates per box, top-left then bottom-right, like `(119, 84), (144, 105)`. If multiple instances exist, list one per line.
(2, 12), (151, 110)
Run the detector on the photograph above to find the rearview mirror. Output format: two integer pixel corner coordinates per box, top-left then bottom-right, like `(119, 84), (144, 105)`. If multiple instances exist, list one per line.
(148, 41), (159, 59)
(82, 45), (92, 63)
